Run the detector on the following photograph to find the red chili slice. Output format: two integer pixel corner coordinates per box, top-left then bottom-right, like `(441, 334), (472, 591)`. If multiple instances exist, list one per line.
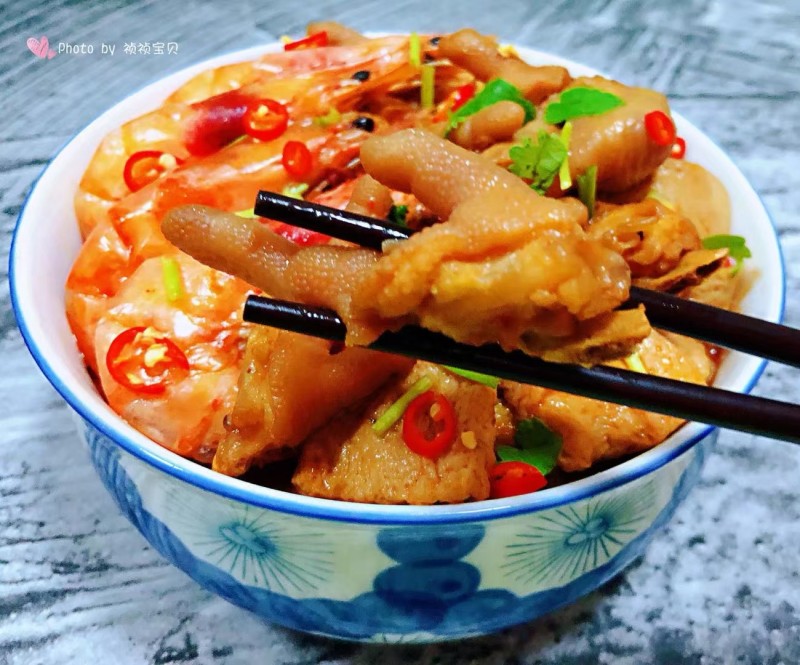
(281, 140), (313, 179)
(671, 136), (686, 159)
(243, 99), (289, 142)
(489, 461), (547, 499)
(450, 81), (477, 112)
(284, 31), (328, 51)
(123, 150), (180, 192)
(266, 221), (331, 246)
(402, 390), (458, 459)
(105, 326), (190, 395)
(644, 110), (677, 147)
(184, 89), (252, 156)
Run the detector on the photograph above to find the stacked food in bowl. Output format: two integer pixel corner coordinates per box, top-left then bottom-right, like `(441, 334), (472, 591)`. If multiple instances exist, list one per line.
(10, 22), (784, 641)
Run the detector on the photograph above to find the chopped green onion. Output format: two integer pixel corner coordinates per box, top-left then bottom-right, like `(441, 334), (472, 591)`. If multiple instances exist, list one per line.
(409, 32), (421, 67)
(420, 63), (435, 109)
(646, 189), (676, 210)
(160, 256), (184, 302)
(558, 121), (573, 190)
(624, 352), (647, 374)
(443, 366), (500, 389)
(497, 43), (518, 58)
(234, 208), (257, 218)
(577, 164), (598, 218)
(227, 135), (248, 148)
(372, 376), (433, 434)
(387, 204), (408, 226)
(314, 107), (342, 127)
(281, 183), (309, 199)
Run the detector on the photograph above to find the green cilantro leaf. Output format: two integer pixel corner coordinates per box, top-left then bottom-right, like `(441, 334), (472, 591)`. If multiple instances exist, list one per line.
(442, 366), (500, 388)
(577, 164), (598, 218)
(496, 417), (562, 475)
(446, 79), (535, 134)
(545, 86), (625, 125)
(701, 234), (752, 274)
(508, 130), (567, 194)
(387, 204), (408, 226)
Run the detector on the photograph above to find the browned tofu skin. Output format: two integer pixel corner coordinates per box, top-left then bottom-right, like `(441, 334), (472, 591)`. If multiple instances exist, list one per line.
(680, 264), (743, 311)
(588, 199), (702, 278)
(293, 363), (497, 504)
(213, 327), (412, 477)
(648, 158), (732, 237)
(502, 330), (715, 472)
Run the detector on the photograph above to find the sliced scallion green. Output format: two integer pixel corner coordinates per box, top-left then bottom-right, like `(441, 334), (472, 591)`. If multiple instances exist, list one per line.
(558, 121), (573, 190)
(161, 256), (184, 302)
(372, 376), (433, 435)
(624, 352), (647, 374)
(314, 108), (341, 127)
(577, 164), (598, 218)
(420, 63), (435, 109)
(646, 189), (676, 210)
(409, 32), (421, 67)
(281, 183), (309, 199)
(443, 366), (500, 389)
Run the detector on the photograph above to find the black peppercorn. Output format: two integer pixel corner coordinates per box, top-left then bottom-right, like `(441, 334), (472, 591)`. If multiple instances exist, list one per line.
(351, 69), (371, 82)
(352, 116), (375, 132)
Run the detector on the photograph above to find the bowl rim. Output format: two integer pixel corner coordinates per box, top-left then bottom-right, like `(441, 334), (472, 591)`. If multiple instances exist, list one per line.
(9, 39), (787, 525)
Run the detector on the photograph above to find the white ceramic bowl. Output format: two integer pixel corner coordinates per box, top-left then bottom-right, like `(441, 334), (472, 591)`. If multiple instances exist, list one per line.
(10, 41), (785, 643)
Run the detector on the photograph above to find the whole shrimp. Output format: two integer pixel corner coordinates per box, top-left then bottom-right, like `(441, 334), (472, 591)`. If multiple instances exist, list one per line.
(66, 32), (421, 459)
(75, 35), (413, 237)
(91, 252), (251, 462)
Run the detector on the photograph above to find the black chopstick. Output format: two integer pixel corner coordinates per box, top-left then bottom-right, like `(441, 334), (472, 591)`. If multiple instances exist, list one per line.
(243, 295), (800, 444)
(254, 191), (800, 368)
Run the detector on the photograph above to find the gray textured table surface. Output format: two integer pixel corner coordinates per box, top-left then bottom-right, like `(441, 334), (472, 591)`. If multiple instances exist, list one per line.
(2, 1), (799, 663)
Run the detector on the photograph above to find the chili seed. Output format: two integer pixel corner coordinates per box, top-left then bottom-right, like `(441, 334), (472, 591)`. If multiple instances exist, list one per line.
(352, 116), (375, 132)
(351, 69), (371, 81)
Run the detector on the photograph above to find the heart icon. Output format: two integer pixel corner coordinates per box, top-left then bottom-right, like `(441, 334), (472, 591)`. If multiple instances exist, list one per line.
(27, 35), (54, 59)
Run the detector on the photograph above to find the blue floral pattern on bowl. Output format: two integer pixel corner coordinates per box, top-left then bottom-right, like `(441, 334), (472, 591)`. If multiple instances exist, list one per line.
(83, 420), (712, 643)
(163, 490), (333, 593)
(500, 478), (659, 591)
